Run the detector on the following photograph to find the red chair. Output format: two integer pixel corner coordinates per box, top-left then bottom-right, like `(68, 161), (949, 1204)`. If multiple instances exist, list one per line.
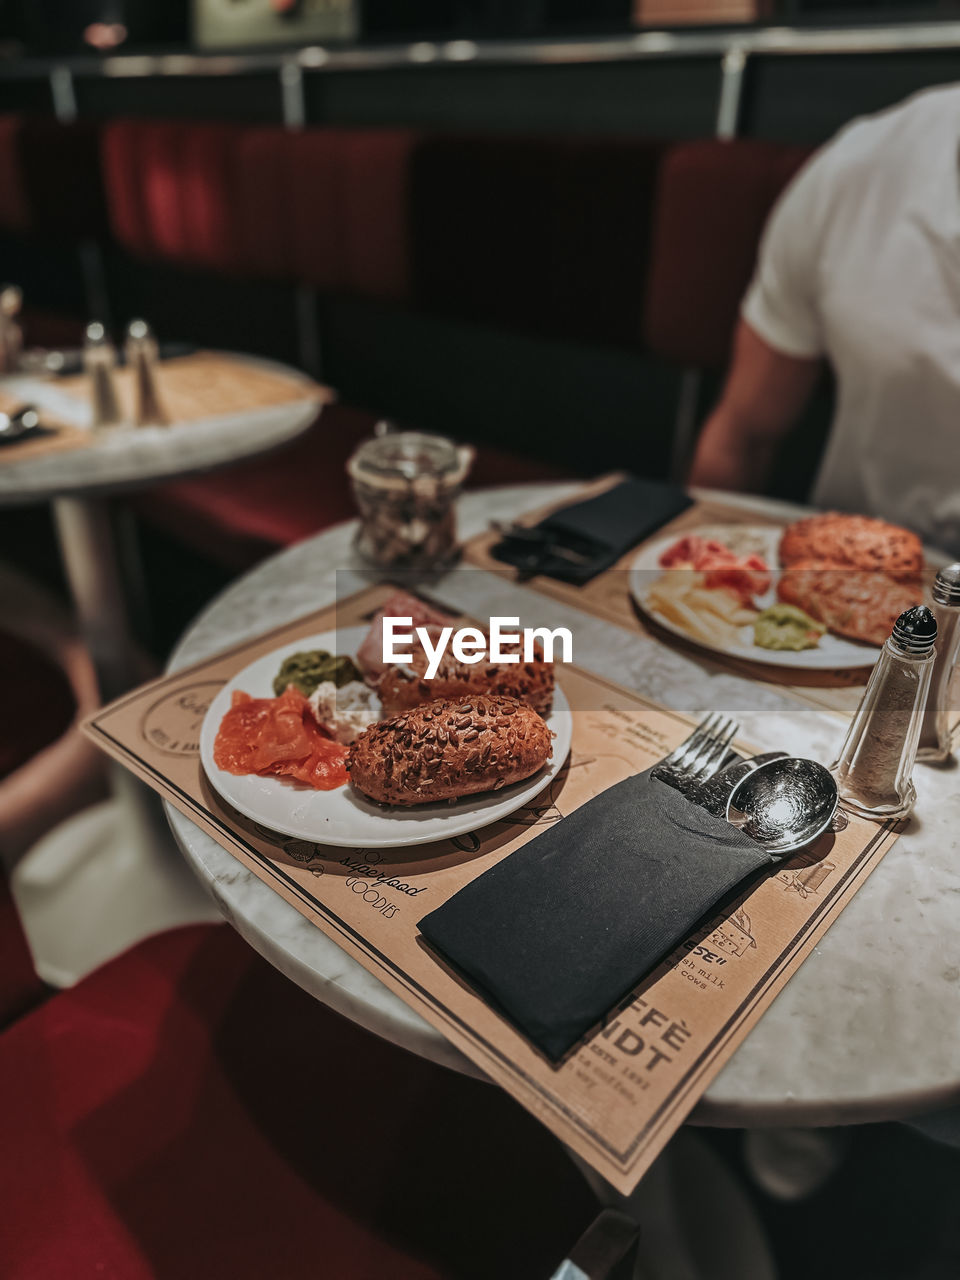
(0, 922), (595, 1279)
(0, 630), (78, 1028)
(281, 127), (418, 301)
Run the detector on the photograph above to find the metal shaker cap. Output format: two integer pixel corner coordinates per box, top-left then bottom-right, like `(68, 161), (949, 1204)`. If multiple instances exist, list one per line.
(932, 563), (960, 607)
(891, 605), (937, 656)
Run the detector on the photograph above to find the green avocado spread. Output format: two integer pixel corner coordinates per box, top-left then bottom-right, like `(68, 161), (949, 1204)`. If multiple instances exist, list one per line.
(273, 650), (362, 697)
(753, 604), (826, 652)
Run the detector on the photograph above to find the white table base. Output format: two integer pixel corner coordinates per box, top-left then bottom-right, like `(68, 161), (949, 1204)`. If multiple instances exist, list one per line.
(12, 771), (219, 987)
(569, 1134), (777, 1280)
(13, 495), (220, 986)
(1, 361), (325, 987)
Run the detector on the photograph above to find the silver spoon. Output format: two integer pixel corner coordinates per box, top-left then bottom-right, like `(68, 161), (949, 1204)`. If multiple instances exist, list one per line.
(0, 404), (40, 444)
(688, 749), (788, 817)
(726, 757), (839, 856)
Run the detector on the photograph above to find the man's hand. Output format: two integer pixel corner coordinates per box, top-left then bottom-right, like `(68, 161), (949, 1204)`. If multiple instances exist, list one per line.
(688, 320), (822, 493)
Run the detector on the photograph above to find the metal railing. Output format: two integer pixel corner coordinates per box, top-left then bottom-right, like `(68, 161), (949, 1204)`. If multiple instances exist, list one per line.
(0, 19), (959, 85)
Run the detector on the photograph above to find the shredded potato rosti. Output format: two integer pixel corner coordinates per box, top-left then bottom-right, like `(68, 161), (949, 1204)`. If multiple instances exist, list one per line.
(647, 571), (758, 645)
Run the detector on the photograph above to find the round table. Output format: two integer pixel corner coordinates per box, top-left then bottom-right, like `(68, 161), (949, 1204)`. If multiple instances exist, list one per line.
(4, 354), (326, 986)
(166, 482), (960, 1132)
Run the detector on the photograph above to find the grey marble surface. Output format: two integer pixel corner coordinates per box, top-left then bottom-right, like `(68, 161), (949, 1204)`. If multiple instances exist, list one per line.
(166, 484), (960, 1125)
(0, 355), (320, 505)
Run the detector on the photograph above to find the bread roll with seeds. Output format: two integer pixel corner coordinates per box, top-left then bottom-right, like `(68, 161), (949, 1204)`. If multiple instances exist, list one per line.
(347, 695), (552, 807)
(378, 649), (554, 719)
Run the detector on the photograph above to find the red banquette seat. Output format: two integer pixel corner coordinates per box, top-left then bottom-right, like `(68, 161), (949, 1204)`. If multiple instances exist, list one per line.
(99, 119), (579, 568)
(0, 922), (594, 1278)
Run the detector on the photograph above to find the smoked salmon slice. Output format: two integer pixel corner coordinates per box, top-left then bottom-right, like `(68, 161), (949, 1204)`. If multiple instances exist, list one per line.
(214, 686), (348, 790)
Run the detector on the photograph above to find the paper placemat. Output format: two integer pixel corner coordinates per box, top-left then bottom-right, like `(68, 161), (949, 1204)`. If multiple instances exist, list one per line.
(463, 477), (942, 721)
(83, 582), (902, 1193)
(56, 351), (323, 424)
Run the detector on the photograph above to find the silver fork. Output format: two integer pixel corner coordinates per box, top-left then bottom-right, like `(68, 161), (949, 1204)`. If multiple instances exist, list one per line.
(652, 714), (740, 796)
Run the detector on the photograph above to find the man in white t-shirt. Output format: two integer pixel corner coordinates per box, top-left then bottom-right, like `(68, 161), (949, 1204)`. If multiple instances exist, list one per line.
(689, 84), (960, 556)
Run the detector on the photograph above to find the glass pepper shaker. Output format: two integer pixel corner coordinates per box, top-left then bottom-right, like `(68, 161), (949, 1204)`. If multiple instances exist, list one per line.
(125, 319), (169, 426)
(346, 431), (474, 571)
(831, 605), (937, 819)
(84, 321), (124, 429)
(0, 284), (23, 374)
(916, 564), (960, 764)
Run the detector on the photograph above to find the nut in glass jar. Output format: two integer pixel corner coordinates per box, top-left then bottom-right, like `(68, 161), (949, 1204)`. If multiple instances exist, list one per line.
(346, 431), (474, 571)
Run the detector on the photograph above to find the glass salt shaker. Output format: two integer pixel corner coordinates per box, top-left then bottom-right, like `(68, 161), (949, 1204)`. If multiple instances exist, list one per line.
(83, 321), (124, 428)
(125, 319), (169, 426)
(0, 284), (23, 374)
(916, 564), (960, 764)
(346, 431), (474, 571)
(831, 605), (937, 819)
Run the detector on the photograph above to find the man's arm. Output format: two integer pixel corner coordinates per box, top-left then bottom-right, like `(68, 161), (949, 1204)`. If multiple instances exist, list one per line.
(688, 320), (822, 493)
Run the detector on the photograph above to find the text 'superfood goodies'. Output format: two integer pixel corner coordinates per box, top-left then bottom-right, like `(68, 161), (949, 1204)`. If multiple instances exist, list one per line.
(348, 695), (553, 807)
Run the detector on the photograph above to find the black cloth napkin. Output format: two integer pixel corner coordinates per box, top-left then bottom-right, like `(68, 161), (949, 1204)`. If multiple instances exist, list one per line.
(490, 477), (693, 584)
(419, 769), (774, 1062)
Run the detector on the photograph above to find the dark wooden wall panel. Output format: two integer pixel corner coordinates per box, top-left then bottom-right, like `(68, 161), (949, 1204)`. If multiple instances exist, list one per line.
(319, 298), (678, 479)
(304, 58), (722, 135)
(742, 50), (960, 142)
(72, 73), (283, 122)
(0, 76), (54, 113)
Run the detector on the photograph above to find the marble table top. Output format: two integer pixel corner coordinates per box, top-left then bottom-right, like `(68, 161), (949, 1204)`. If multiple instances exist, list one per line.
(166, 483), (960, 1127)
(0, 354), (322, 506)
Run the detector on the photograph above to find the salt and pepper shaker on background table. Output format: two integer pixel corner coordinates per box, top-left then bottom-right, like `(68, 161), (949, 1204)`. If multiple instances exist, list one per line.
(0, 284), (23, 374)
(83, 321), (123, 428)
(916, 563), (960, 763)
(831, 605), (937, 819)
(125, 319), (168, 426)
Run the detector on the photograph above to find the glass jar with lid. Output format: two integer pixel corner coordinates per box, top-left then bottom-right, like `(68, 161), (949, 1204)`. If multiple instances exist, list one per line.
(346, 431), (474, 571)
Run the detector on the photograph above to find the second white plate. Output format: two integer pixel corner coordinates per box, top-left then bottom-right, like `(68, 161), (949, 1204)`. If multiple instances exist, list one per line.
(629, 526), (881, 670)
(199, 626), (573, 849)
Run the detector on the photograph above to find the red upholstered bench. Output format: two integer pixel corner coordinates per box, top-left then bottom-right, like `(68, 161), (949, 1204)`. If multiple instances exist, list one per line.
(0, 630), (77, 1027)
(133, 403), (578, 569)
(642, 138), (814, 372)
(0, 922), (594, 1279)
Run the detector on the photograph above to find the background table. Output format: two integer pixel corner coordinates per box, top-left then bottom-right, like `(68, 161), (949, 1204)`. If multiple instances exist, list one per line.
(3, 354), (325, 985)
(167, 482), (960, 1129)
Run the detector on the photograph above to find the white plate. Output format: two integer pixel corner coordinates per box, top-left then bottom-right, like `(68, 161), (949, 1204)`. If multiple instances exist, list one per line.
(629, 525), (882, 671)
(199, 626), (573, 849)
